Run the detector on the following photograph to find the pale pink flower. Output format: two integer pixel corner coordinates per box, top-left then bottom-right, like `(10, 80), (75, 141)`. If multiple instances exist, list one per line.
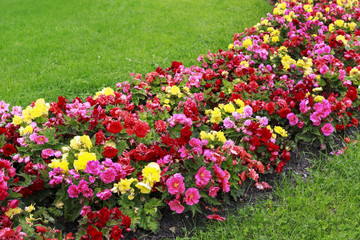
(168, 199), (184, 214)
(185, 188), (200, 205)
(286, 113), (298, 126)
(0, 101), (9, 114)
(223, 117), (236, 129)
(33, 135), (48, 145)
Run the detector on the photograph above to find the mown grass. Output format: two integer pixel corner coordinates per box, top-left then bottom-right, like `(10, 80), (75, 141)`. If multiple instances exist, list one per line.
(182, 139), (360, 240)
(0, 0), (272, 106)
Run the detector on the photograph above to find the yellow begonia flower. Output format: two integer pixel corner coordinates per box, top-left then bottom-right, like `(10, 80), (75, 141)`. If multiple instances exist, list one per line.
(242, 38), (253, 49)
(210, 107), (222, 124)
(350, 68), (359, 77)
(217, 131), (227, 143)
(12, 115), (23, 125)
(49, 159), (69, 174)
(5, 207), (22, 219)
(25, 204), (36, 213)
(281, 55), (296, 70)
(274, 126), (288, 137)
(314, 95), (325, 103)
(142, 162), (161, 184)
(73, 152), (96, 171)
(19, 125), (33, 136)
(136, 182), (152, 194)
(70, 135), (92, 150)
(113, 178), (138, 194)
(313, 87), (323, 92)
(102, 87), (115, 96)
(224, 103), (235, 113)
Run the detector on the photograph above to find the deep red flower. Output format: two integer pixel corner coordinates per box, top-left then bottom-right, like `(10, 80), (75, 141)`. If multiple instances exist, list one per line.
(346, 86), (357, 101)
(103, 146), (119, 158)
(95, 130), (105, 145)
(106, 121), (123, 134)
(134, 121), (150, 138)
(110, 225), (123, 240)
(265, 102), (276, 115)
(155, 120), (167, 133)
(36, 226), (48, 233)
(1, 143), (17, 157)
(278, 108), (291, 118)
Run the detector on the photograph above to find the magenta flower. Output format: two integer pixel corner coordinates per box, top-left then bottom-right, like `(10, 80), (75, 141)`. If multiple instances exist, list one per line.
(286, 113), (298, 126)
(34, 135), (48, 145)
(96, 189), (112, 200)
(185, 188), (200, 205)
(195, 166), (212, 188)
(168, 199), (184, 214)
(67, 184), (80, 198)
(321, 123), (334, 136)
(85, 160), (101, 176)
(100, 167), (116, 184)
(41, 148), (54, 159)
(166, 173), (185, 195)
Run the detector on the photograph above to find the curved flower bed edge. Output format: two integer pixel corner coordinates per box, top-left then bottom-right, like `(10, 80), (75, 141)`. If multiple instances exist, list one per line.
(1, 0), (360, 239)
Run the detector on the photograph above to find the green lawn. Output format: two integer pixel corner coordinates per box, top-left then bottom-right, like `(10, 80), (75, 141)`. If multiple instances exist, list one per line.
(0, 0), (272, 106)
(183, 140), (360, 240)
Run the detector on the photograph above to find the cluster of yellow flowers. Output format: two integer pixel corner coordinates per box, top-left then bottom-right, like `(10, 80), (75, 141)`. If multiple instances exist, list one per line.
(274, 126), (288, 138)
(166, 85), (183, 98)
(200, 130), (226, 143)
(112, 162), (161, 200)
(12, 98), (49, 125)
(70, 135), (92, 150)
(49, 159), (69, 174)
(296, 57), (313, 76)
(242, 38), (253, 49)
(74, 152), (97, 171)
(94, 87), (115, 100)
(281, 55), (297, 71)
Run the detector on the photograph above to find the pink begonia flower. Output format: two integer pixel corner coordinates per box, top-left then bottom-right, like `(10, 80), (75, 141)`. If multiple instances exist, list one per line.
(242, 106), (253, 118)
(232, 111), (240, 121)
(259, 117), (268, 127)
(286, 113), (298, 126)
(168, 200), (184, 214)
(319, 64), (329, 75)
(206, 214), (226, 221)
(185, 188), (200, 205)
(78, 179), (93, 198)
(96, 189), (112, 200)
(33, 135), (48, 145)
(321, 123), (334, 136)
(54, 150), (62, 158)
(299, 100), (309, 114)
(194, 93), (204, 101)
(0, 100), (10, 114)
(100, 168), (116, 184)
(297, 121), (304, 128)
(41, 149), (54, 159)
(166, 173), (185, 195)
(68, 184), (80, 198)
(11, 106), (22, 116)
(310, 112), (322, 126)
(195, 166), (212, 188)
(223, 117), (236, 129)
(80, 206), (92, 217)
(85, 160), (101, 176)
(189, 138), (202, 147)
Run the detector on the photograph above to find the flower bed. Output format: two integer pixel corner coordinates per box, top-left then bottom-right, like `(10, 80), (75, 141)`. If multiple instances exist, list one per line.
(1, 0), (360, 239)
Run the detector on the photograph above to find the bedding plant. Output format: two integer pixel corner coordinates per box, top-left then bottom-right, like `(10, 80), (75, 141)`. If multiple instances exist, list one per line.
(1, 0), (360, 239)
